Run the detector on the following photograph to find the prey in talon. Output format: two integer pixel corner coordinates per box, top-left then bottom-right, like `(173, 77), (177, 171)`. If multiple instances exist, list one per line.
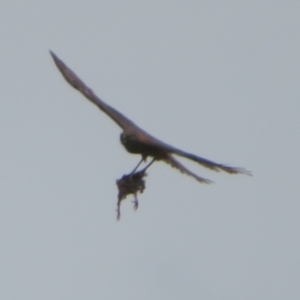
(50, 51), (251, 219)
(116, 170), (147, 220)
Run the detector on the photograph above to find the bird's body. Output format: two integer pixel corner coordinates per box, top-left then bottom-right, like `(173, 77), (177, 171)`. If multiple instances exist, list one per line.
(50, 51), (250, 183)
(120, 132), (165, 158)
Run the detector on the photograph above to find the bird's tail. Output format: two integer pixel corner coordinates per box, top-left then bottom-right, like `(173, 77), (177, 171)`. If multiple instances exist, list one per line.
(164, 154), (213, 184)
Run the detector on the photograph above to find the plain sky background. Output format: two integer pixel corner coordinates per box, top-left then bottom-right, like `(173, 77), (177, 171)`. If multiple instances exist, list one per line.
(0, 1), (299, 299)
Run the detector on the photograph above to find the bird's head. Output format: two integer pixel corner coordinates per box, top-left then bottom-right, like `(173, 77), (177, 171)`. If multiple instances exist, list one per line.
(120, 132), (133, 146)
(120, 132), (140, 154)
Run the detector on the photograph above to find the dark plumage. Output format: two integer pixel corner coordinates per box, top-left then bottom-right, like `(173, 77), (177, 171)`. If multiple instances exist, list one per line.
(50, 51), (251, 184)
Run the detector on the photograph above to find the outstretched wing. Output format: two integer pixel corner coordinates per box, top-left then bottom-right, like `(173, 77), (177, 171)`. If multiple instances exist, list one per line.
(132, 131), (251, 176)
(50, 51), (137, 131)
(172, 149), (252, 175)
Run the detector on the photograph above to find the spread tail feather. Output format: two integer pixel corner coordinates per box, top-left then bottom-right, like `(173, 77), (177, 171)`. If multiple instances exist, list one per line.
(164, 154), (213, 184)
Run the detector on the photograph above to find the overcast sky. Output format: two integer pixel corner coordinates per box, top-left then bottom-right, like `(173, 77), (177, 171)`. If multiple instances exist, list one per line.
(0, 1), (299, 299)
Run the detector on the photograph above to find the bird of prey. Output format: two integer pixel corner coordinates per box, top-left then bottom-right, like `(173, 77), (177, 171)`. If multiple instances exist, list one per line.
(50, 51), (250, 184)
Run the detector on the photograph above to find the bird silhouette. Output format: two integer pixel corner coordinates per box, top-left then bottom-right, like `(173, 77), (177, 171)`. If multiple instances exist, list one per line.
(50, 51), (251, 184)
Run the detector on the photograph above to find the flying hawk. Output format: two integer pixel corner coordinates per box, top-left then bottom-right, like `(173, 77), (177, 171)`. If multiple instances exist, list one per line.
(50, 51), (250, 185)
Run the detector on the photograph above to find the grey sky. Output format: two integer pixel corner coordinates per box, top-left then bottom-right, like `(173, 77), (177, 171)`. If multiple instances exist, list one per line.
(0, 1), (299, 299)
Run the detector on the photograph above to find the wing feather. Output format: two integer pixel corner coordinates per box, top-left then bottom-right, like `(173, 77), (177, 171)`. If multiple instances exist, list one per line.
(50, 51), (136, 130)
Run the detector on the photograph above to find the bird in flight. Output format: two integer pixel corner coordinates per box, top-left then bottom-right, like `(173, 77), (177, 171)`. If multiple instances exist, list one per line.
(50, 51), (250, 184)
